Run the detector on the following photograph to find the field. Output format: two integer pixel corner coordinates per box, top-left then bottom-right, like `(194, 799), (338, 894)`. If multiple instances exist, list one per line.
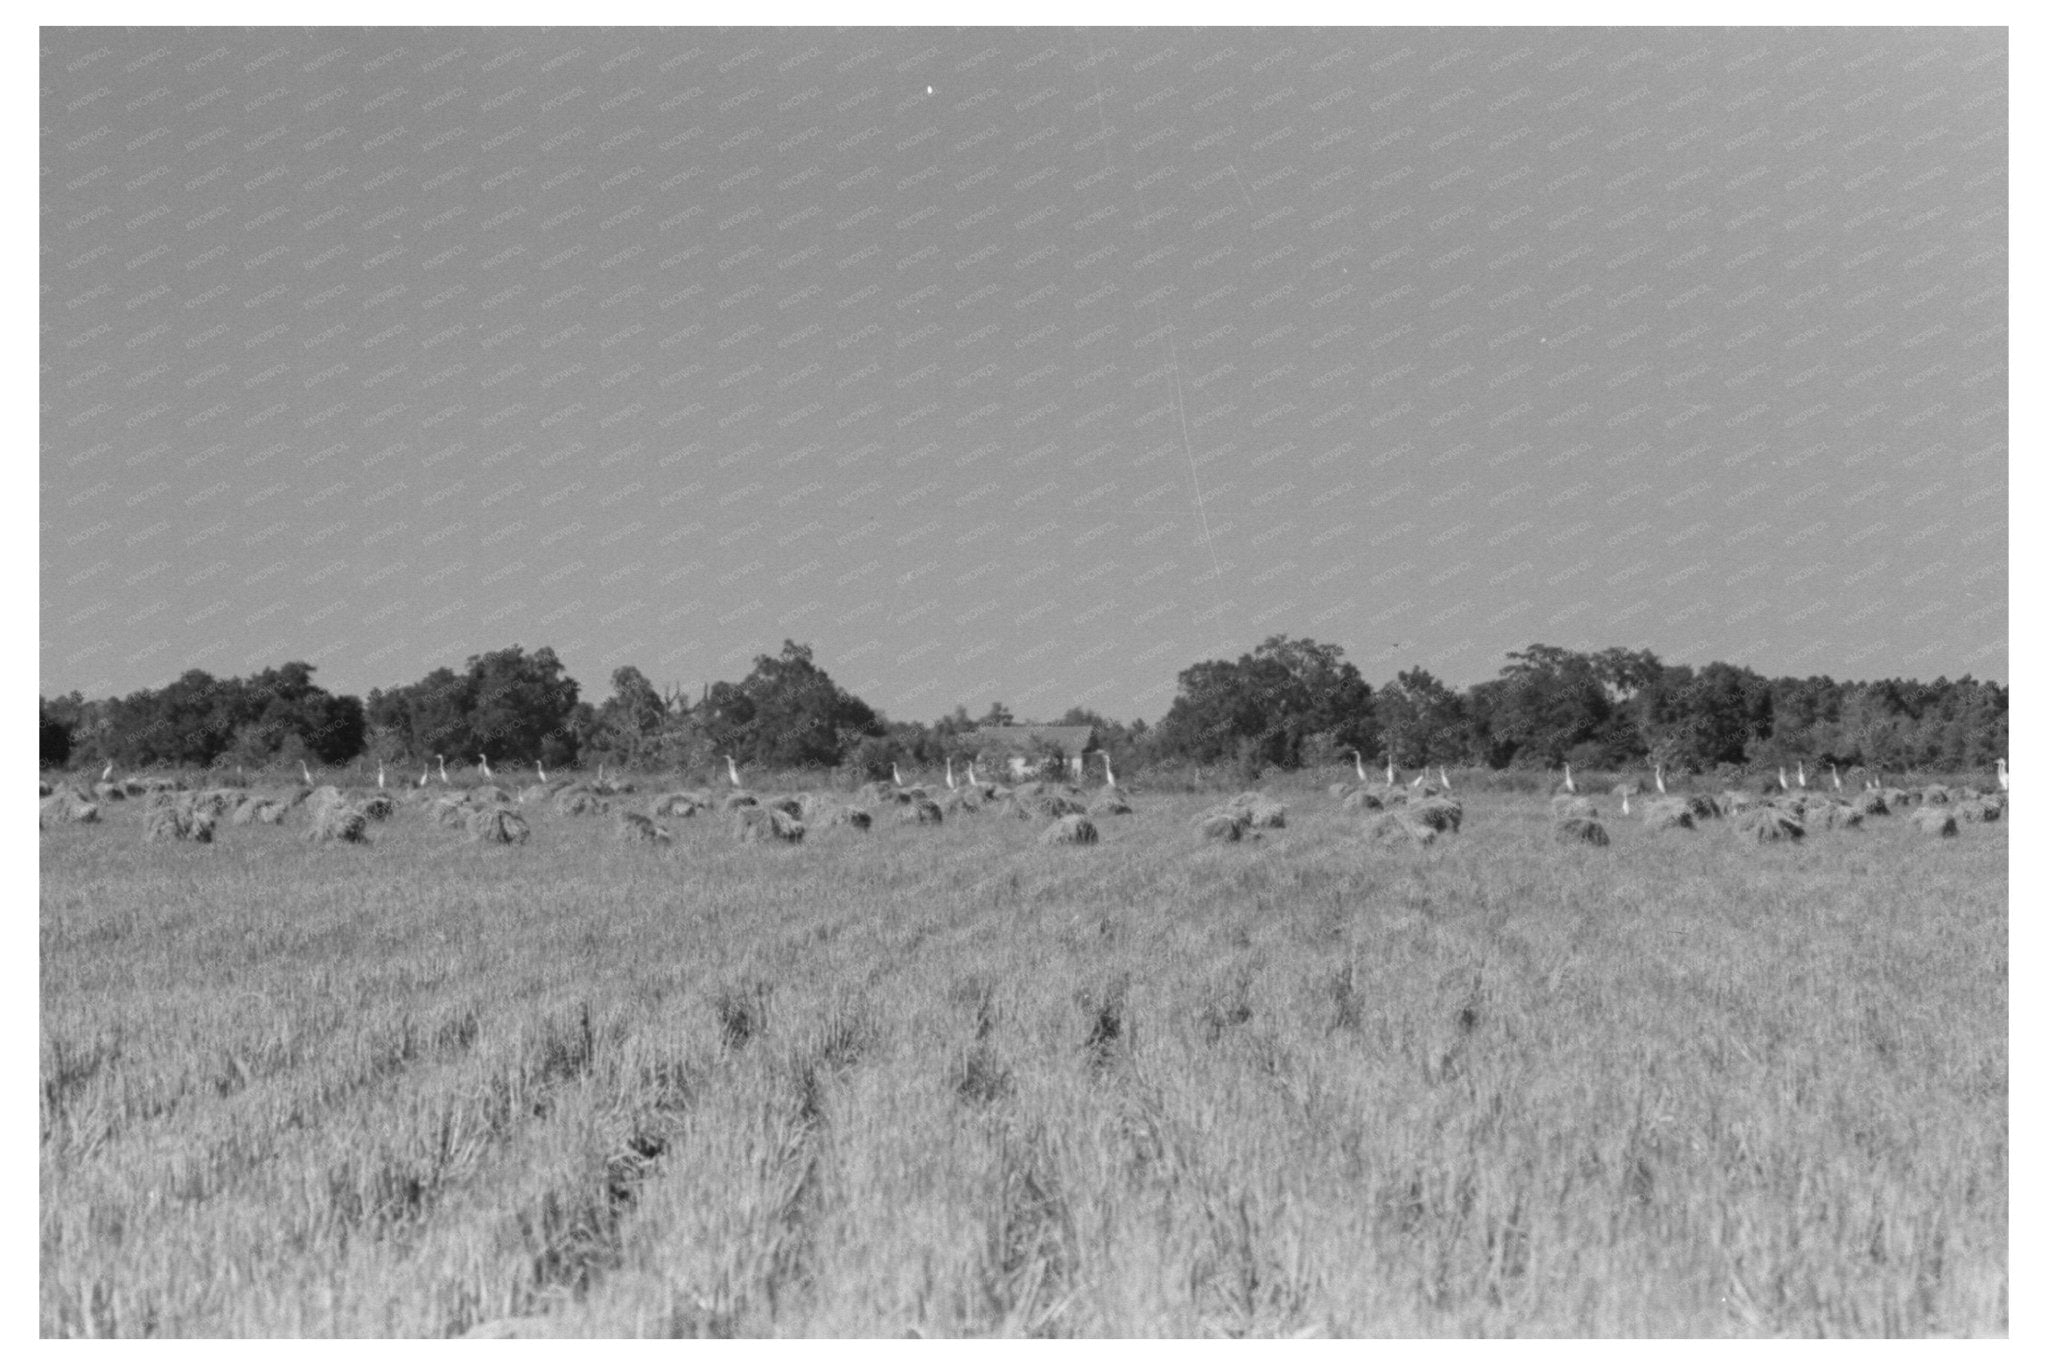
(40, 776), (2007, 1336)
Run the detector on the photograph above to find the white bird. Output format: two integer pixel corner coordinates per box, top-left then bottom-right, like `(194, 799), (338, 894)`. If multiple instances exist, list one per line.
(1409, 771), (1426, 790)
(1796, 761), (1807, 790)
(892, 762), (906, 788)
(725, 754), (742, 789)
(377, 762), (386, 790)
(101, 761), (114, 782)
(300, 759), (314, 788)
(1654, 761), (1667, 795)
(417, 763), (430, 789)
(1777, 766), (1789, 792)
(478, 754), (493, 780)
(1562, 762), (1576, 795)
(945, 757), (957, 791)
(536, 760), (548, 785)
(1831, 763), (1843, 792)
(1350, 749), (1369, 784)
(1101, 750), (1118, 789)
(1996, 758), (2009, 792)
(1439, 765), (1452, 792)
(1621, 790), (1631, 816)
(436, 754), (449, 785)
(1069, 753), (1085, 783)
(1384, 754), (1396, 787)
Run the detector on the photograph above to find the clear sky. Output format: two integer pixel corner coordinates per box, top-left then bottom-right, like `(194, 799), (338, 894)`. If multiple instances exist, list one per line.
(39, 25), (2008, 722)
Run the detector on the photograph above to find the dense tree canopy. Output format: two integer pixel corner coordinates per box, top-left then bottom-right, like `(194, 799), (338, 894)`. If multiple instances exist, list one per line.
(366, 645), (580, 767)
(1154, 635), (1375, 770)
(40, 638), (2007, 780)
(62, 663), (364, 769)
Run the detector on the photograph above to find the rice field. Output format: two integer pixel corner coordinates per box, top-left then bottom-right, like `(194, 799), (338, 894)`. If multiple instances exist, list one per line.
(39, 777), (2007, 1336)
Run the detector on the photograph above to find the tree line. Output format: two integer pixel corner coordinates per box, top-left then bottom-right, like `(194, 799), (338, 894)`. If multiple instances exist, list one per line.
(40, 635), (2007, 781)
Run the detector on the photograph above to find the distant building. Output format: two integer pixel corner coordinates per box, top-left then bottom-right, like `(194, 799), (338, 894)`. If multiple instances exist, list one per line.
(964, 724), (1097, 781)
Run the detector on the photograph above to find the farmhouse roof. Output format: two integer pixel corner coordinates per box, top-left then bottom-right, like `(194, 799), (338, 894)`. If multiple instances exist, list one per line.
(967, 724), (1097, 755)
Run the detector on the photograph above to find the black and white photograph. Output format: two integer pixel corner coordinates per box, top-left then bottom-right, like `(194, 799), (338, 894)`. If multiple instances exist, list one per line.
(37, 13), (2013, 1337)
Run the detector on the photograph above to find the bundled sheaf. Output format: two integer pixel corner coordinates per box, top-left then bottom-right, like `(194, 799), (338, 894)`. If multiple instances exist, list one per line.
(1640, 799), (1696, 832)
(1806, 802), (1864, 831)
(1407, 795), (1462, 833)
(553, 788), (611, 817)
(304, 801), (369, 844)
(1553, 815), (1610, 846)
(144, 801), (215, 844)
(1919, 784), (1952, 806)
(1197, 808), (1252, 841)
(1004, 790), (1087, 820)
(466, 806), (531, 844)
(613, 811), (674, 845)
(1910, 806), (1959, 838)
(1550, 794), (1597, 821)
(941, 788), (984, 815)
(40, 791), (101, 826)
(1955, 797), (2003, 823)
(430, 796), (475, 828)
(1680, 793), (1720, 821)
(1716, 790), (1757, 817)
(1363, 811), (1437, 847)
(720, 791), (760, 812)
(899, 796), (945, 826)
(1087, 791), (1133, 817)
(1228, 792), (1287, 828)
(824, 805), (873, 831)
(735, 806), (805, 843)
(1852, 790), (1891, 817)
(650, 791), (710, 818)
(1734, 806), (1804, 844)
(1040, 813), (1099, 845)
(1339, 787), (1385, 812)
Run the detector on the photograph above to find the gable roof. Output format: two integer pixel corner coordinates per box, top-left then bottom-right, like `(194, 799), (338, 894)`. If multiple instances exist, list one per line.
(966, 724), (1097, 754)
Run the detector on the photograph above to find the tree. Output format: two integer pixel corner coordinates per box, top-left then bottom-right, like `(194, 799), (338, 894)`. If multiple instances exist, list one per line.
(366, 667), (473, 764)
(365, 645), (579, 766)
(1484, 645), (1615, 767)
(468, 646), (581, 765)
(39, 699), (72, 769)
(589, 665), (669, 765)
(242, 661), (364, 765)
(1376, 667), (1464, 767)
(738, 640), (882, 769)
(1679, 662), (1774, 769)
(1154, 635), (1374, 770)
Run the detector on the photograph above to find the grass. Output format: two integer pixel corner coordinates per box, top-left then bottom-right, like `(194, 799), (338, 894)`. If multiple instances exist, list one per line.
(40, 779), (2007, 1336)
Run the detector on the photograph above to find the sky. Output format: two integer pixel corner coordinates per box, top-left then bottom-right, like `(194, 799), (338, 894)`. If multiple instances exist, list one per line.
(39, 25), (2008, 724)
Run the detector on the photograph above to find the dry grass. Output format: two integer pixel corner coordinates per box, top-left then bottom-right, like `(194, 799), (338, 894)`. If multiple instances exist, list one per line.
(39, 780), (2007, 1337)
